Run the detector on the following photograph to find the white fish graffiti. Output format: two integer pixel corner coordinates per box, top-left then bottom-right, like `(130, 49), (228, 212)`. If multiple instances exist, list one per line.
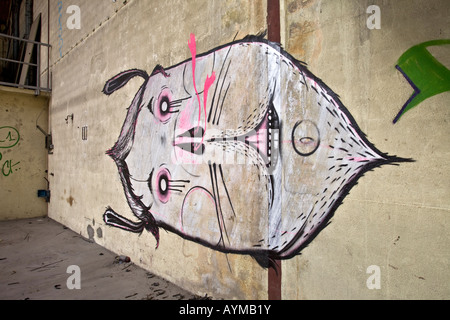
(102, 34), (412, 267)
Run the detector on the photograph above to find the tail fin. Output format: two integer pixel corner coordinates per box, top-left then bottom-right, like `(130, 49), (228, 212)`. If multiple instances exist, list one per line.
(103, 207), (145, 233)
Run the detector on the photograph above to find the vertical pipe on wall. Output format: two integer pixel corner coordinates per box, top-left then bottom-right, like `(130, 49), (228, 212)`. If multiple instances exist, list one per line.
(267, 0), (282, 301)
(12, 0), (20, 61)
(267, 0), (281, 43)
(47, 0), (50, 90)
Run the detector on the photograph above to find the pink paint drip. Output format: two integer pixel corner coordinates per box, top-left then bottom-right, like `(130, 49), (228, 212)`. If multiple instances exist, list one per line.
(188, 34), (200, 122)
(188, 34), (216, 152)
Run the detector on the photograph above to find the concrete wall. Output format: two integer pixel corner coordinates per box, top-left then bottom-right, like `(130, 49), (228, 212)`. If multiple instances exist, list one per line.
(281, 0), (449, 299)
(38, 0), (269, 300)
(35, 0), (449, 299)
(0, 86), (49, 220)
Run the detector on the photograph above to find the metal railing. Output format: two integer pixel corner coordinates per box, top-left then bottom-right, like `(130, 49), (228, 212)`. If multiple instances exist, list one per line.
(0, 33), (51, 95)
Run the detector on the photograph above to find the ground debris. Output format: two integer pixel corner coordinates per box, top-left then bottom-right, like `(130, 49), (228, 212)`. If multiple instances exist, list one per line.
(190, 293), (212, 300)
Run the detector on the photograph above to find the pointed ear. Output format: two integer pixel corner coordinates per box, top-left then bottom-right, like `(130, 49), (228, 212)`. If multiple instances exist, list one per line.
(102, 69), (149, 95)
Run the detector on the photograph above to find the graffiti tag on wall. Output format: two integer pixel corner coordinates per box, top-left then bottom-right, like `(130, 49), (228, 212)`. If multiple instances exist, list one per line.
(0, 126), (21, 177)
(103, 34), (412, 267)
(57, 1), (64, 58)
(394, 39), (450, 123)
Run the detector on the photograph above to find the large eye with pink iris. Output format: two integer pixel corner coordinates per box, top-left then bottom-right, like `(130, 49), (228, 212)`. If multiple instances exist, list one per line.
(155, 168), (171, 204)
(154, 88), (172, 124)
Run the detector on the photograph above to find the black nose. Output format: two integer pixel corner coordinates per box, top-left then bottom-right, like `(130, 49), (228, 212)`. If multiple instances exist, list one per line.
(174, 127), (205, 155)
(176, 127), (205, 138)
(174, 142), (205, 155)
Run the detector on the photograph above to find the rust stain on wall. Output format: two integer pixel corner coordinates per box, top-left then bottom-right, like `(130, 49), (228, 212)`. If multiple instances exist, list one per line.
(288, 20), (323, 63)
(285, 0), (323, 64)
(67, 196), (74, 206)
(287, 0), (316, 13)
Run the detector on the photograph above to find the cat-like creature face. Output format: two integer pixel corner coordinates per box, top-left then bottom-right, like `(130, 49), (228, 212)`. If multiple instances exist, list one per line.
(103, 35), (411, 266)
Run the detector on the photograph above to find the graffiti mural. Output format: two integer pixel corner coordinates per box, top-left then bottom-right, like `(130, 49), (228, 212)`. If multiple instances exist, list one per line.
(103, 33), (411, 267)
(0, 126), (21, 177)
(394, 39), (450, 123)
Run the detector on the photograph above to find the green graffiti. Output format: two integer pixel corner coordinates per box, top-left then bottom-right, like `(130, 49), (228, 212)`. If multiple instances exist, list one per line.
(0, 126), (20, 149)
(394, 39), (450, 123)
(0, 126), (21, 177)
(2, 160), (21, 177)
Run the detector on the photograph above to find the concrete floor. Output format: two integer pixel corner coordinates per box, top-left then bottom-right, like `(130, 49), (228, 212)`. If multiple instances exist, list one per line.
(0, 217), (201, 300)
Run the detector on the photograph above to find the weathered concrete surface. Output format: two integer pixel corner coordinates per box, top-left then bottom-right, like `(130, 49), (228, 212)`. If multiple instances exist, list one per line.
(29, 0), (449, 300)
(0, 86), (49, 221)
(281, 0), (450, 299)
(37, 0), (269, 300)
(0, 218), (200, 300)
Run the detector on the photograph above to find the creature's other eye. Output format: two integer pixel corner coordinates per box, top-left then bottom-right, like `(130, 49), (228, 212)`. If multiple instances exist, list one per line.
(152, 88), (180, 124)
(292, 120), (320, 157)
(155, 167), (171, 204)
(160, 97), (170, 114)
